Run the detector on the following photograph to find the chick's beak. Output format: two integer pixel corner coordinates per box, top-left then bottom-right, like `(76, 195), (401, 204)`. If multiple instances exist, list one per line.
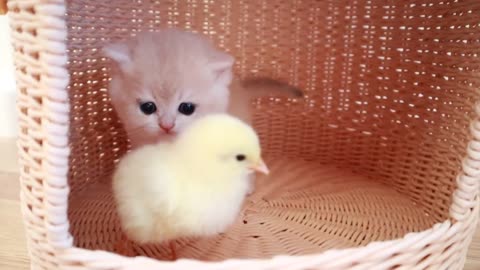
(249, 158), (270, 175)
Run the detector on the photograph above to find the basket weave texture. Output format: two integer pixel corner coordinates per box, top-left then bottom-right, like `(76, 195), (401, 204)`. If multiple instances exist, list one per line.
(8, 0), (480, 269)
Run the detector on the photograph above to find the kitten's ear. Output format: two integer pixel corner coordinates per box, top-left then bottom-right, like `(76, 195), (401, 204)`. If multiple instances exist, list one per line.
(208, 51), (234, 84)
(102, 42), (133, 73)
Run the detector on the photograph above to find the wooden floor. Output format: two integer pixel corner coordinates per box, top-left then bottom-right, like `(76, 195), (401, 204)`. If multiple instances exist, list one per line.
(0, 138), (478, 269)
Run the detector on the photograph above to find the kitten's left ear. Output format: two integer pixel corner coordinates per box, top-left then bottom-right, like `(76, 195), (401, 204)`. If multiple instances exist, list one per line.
(208, 51), (234, 85)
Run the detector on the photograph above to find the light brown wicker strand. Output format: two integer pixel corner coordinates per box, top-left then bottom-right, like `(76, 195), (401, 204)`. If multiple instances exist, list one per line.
(450, 103), (480, 222)
(8, 0), (72, 269)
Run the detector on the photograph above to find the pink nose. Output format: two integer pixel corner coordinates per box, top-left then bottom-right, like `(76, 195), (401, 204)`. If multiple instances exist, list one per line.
(159, 122), (175, 133)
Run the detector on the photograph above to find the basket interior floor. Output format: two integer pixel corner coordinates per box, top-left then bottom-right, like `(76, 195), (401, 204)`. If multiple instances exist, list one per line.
(68, 158), (438, 261)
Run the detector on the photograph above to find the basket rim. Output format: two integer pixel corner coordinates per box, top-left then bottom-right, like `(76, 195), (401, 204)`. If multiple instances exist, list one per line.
(57, 211), (479, 268)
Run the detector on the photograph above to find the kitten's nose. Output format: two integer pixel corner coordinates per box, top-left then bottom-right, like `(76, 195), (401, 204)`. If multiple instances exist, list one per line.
(159, 122), (175, 133)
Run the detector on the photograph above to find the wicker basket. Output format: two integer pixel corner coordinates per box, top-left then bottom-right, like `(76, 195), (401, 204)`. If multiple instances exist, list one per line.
(8, 0), (480, 269)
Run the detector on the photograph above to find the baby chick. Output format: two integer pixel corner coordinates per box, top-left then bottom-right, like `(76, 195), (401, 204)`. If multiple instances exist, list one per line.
(112, 114), (269, 260)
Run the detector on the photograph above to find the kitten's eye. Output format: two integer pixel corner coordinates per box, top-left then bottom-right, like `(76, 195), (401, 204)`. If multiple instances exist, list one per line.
(178, 102), (196, 116)
(140, 101), (157, 115)
(236, 154), (246, 161)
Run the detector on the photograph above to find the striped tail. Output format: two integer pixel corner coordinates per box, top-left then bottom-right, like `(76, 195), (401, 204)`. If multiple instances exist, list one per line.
(240, 77), (304, 99)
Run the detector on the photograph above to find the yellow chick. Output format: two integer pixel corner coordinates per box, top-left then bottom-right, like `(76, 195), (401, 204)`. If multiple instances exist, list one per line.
(112, 114), (269, 260)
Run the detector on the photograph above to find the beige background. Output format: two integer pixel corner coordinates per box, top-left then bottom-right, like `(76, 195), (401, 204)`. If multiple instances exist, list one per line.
(0, 17), (18, 138)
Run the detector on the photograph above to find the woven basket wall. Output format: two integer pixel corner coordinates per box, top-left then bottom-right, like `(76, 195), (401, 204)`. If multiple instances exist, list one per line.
(8, 0), (480, 269)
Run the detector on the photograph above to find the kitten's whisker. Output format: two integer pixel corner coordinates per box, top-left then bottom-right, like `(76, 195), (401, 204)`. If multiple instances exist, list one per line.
(125, 125), (153, 133)
(124, 123), (158, 137)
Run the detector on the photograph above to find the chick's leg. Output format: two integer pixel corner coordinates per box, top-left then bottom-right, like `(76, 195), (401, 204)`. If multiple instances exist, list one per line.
(114, 232), (135, 257)
(246, 174), (256, 195)
(169, 241), (177, 261)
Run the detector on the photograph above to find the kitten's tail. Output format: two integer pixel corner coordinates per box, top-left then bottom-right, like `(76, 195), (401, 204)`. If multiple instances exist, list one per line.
(240, 77), (304, 99)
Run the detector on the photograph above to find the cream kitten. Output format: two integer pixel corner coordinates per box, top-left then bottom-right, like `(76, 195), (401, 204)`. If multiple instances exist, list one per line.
(103, 29), (302, 149)
(103, 29), (232, 148)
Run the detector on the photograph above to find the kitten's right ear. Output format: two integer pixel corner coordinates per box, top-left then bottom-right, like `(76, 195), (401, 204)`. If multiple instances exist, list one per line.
(208, 51), (234, 85)
(102, 42), (133, 73)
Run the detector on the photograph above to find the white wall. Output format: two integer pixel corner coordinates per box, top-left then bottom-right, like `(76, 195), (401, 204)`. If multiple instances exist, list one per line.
(0, 16), (18, 138)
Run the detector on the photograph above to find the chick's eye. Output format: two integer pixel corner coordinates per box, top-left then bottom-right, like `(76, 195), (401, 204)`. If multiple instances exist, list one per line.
(236, 154), (246, 161)
(140, 101), (157, 115)
(178, 102), (196, 116)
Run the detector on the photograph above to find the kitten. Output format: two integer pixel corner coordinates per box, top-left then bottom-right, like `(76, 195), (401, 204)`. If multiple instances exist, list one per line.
(102, 29), (303, 149)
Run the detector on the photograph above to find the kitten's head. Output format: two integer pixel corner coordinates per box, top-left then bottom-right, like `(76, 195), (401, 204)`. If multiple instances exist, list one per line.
(103, 29), (234, 148)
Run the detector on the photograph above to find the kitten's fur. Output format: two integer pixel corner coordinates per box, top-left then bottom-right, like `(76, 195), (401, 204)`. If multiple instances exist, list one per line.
(103, 29), (303, 149)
